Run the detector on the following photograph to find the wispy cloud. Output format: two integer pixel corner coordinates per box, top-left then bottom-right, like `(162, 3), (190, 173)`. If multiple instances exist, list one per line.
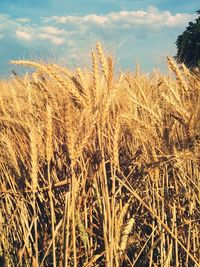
(40, 26), (66, 35)
(42, 7), (196, 28)
(15, 18), (31, 23)
(1, 8), (196, 46)
(0, 7), (198, 74)
(43, 14), (109, 25)
(38, 33), (65, 45)
(16, 30), (32, 40)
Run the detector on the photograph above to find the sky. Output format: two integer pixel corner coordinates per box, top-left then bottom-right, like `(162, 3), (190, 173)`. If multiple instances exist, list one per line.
(0, 0), (199, 77)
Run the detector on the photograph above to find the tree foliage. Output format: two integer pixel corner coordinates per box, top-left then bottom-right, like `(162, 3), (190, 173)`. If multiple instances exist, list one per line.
(175, 10), (200, 68)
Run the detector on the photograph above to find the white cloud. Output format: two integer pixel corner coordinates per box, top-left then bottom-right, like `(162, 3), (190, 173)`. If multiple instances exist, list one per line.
(0, 14), (9, 20)
(14, 24), (65, 45)
(0, 8), (198, 72)
(16, 30), (32, 40)
(15, 18), (31, 23)
(42, 14), (108, 25)
(107, 8), (196, 29)
(38, 33), (65, 45)
(1, 8), (196, 46)
(42, 15), (74, 24)
(43, 8), (196, 29)
(41, 26), (65, 35)
(0, 15), (18, 32)
(83, 14), (109, 25)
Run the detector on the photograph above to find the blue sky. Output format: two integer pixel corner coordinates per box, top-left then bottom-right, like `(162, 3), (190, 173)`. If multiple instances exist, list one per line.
(0, 0), (199, 77)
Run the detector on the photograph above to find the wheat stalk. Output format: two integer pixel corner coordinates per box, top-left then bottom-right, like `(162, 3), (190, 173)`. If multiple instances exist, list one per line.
(96, 42), (108, 79)
(120, 217), (135, 252)
(167, 57), (189, 94)
(46, 104), (53, 163)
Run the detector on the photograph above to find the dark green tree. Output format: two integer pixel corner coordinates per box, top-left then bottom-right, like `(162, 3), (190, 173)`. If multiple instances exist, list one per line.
(175, 10), (200, 68)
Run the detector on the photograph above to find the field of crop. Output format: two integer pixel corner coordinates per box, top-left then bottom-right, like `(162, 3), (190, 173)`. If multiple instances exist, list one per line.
(0, 43), (199, 266)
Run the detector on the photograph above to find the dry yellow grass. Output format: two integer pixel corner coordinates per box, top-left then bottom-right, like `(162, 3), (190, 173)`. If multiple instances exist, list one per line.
(0, 44), (199, 266)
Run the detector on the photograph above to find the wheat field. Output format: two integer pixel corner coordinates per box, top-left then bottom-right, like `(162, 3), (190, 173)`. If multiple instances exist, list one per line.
(0, 43), (199, 266)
